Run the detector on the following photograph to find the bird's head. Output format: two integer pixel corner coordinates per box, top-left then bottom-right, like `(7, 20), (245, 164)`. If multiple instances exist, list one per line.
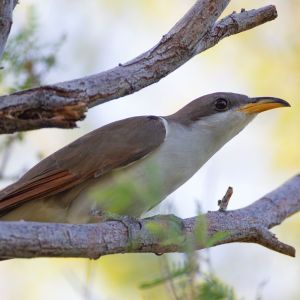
(167, 92), (290, 145)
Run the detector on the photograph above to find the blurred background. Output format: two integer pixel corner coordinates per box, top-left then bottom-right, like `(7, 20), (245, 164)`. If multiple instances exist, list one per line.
(0, 0), (299, 299)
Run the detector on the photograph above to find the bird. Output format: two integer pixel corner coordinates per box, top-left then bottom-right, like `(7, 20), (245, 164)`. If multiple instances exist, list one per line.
(0, 92), (290, 224)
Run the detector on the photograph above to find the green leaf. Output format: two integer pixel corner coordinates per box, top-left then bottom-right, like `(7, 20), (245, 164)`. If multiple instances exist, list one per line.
(198, 276), (236, 300)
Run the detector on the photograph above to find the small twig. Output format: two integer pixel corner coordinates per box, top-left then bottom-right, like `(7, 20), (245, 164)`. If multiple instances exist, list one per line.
(0, 175), (299, 259)
(255, 227), (295, 257)
(218, 186), (233, 211)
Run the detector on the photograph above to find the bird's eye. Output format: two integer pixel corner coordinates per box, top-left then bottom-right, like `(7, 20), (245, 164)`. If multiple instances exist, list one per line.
(215, 98), (229, 111)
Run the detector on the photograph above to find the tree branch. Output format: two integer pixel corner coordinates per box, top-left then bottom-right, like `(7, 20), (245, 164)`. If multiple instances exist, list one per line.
(0, 174), (299, 259)
(0, 0), (17, 60)
(0, 2), (277, 134)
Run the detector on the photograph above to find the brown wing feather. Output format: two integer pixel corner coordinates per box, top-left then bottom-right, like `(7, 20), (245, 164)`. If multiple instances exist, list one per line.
(0, 171), (79, 212)
(0, 116), (166, 214)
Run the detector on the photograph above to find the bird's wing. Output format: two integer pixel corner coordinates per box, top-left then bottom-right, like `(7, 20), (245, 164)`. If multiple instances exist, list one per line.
(0, 116), (166, 214)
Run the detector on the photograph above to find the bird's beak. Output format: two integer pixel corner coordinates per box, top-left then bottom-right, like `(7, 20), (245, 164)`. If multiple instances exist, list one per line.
(237, 97), (291, 114)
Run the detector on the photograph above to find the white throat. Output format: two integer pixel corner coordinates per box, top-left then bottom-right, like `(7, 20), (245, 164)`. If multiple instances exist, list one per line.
(152, 111), (255, 193)
(81, 111), (255, 218)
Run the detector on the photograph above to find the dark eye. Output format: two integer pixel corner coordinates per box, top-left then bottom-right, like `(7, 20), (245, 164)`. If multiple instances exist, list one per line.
(215, 98), (229, 111)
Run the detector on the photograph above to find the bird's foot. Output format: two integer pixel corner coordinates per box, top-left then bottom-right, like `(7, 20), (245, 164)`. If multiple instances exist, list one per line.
(89, 209), (142, 242)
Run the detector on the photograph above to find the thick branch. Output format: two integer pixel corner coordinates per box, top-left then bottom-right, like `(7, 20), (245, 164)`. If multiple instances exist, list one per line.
(0, 2), (277, 134)
(0, 0), (17, 60)
(0, 174), (299, 259)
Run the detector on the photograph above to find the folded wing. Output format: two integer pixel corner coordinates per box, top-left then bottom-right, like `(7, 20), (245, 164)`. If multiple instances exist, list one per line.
(0, 116), (166, 215)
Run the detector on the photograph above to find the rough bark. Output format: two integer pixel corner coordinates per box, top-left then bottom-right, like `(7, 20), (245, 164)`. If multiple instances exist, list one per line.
(0, 1), (297, 262)
(0, 2), (277, 134)
(0, 0), (17, 60)
(0, 175), (299, 259)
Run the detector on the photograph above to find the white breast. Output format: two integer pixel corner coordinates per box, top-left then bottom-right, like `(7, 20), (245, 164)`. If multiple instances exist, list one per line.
(68, 111), (254, 221)
(96, 118), (218, 214)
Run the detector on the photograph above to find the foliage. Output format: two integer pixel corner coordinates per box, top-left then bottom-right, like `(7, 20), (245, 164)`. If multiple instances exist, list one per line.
(86, 164), (236, 299)
(0, 7), (63, 93)
(140, 213), (235, 300)
(139, 254), (237, 300)
(0, 7), (63, 179)
(199, 276), (236, 300)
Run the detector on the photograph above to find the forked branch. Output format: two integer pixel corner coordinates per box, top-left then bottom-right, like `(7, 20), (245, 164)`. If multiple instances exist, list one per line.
(0, 2), (277, 133)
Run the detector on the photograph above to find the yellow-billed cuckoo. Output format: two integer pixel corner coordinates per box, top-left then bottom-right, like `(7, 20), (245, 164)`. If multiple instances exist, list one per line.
(0, 93), (290, 223)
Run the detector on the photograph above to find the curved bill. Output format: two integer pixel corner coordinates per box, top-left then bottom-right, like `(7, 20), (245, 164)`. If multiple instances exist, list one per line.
(238, 97), (291, 114)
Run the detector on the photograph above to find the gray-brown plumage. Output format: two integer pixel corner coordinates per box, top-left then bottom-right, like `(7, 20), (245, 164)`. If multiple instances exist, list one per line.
(0, 116), (166, 222)
(0, 92), (290, 223)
